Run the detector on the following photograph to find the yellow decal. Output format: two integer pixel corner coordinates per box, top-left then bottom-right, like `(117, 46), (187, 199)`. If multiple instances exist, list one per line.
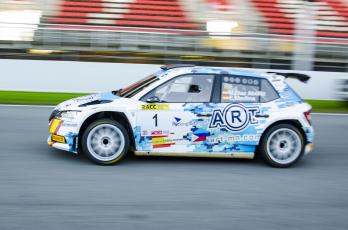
(152, 136), (166, 144)
(52, 134), (65, 143)
(49, 119), (62, 134)
(141, 104), (170, 110)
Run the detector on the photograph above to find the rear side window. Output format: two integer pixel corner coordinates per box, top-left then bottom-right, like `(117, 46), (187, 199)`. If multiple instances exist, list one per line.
(260, 79), (279, 102)
(221, 75), (279, 103)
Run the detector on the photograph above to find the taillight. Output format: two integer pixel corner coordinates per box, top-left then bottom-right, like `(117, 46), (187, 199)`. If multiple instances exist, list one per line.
(304, 110), (311, 125)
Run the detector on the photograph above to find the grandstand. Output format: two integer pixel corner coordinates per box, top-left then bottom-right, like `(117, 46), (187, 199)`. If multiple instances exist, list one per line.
(48, 0), (202, 31)
(252, 0), (348, 38)
(0, 0), (348, 71)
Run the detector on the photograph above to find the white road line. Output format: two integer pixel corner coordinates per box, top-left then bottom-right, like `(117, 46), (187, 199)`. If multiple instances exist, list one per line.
(0, 104), (55, 108)
(312, 113), (348, 116)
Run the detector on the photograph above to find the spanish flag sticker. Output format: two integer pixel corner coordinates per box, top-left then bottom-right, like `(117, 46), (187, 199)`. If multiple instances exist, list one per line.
(151, 135), (175, 148)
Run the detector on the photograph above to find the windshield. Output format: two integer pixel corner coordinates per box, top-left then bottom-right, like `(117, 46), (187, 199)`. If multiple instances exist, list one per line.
(117, 72), (161, 98)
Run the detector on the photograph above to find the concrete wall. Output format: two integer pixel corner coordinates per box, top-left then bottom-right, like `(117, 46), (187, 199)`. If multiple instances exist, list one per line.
(0, 59), (160, 93)
(0, 59), (347, 100)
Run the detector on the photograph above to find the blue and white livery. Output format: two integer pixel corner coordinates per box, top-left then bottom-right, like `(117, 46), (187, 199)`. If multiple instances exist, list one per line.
(48, 65), (314, 167)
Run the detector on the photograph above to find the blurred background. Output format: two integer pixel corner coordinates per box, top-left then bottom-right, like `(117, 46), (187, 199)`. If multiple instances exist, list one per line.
(0, 0), (348, 106)
(1, 2), (348, 229)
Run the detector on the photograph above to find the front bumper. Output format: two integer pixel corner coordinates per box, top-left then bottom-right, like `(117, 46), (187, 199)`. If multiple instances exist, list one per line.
(47, 118), (79, 154)
(47, 134), (76, 153)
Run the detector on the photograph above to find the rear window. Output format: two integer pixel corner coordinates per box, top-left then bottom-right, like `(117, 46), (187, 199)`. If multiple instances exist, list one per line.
(221, 76), (279, 103)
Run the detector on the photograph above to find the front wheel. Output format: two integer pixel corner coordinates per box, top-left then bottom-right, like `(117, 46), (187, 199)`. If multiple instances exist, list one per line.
(259, 124), (305, 168)
(81, 119), (129, 165)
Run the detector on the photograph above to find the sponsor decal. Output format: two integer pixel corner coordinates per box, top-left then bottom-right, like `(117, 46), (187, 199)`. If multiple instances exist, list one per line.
(222, 77), (265, 102)
(207, 135), (260, 144)
(174, 117), (181, 122)
(141, 130), (172, 136)
(141, 130), (179, 148)
(61, 122), (78, 128)
(151, 130), (166, 135)
(172, 117), (208, 127)
(51, 134), (65, 143)
(209, 104), (260, 131)
(73, 95), (96, 102)
(141, 104), (170, 110)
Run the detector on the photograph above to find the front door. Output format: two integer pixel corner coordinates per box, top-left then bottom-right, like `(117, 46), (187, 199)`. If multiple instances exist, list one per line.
(135, 74), (216, 153)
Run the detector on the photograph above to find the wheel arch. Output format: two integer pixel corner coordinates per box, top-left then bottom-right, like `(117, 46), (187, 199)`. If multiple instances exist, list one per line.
(259, 119), (306, 145)
(78, 111), (135, 151)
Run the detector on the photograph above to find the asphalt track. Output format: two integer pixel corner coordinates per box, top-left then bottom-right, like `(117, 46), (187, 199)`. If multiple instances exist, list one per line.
(0, 105), (348, 230)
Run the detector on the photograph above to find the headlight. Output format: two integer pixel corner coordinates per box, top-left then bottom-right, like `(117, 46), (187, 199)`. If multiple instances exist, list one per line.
(59, 110), (81, 120)
(49, 109), (60, 121)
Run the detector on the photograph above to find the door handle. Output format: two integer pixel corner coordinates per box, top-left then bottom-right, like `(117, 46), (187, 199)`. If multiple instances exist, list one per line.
(255, 114), (269, 118)
(197, 113), (212, 117)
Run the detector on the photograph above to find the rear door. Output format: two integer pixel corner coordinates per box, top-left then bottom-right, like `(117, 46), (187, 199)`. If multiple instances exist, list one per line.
(207, 75), (278, 155)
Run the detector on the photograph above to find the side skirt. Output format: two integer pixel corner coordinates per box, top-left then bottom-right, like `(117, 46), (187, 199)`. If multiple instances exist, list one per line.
(134, 151), (255, 159)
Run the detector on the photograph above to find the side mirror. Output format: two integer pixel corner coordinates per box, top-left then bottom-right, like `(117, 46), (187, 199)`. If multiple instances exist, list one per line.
(146, 96), (161, 103)
(188, 84), (201, 93)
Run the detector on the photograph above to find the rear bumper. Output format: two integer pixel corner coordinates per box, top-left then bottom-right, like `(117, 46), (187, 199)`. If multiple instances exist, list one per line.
(303, 125), (314, 155)
(305, 142), (314, 155)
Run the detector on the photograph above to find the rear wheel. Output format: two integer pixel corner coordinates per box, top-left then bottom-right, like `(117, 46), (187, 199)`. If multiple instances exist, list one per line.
(81, 119), (129, 165)
(259, 124), (305, 168)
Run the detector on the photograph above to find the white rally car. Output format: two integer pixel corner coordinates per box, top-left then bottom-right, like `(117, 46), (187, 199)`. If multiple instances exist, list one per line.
(48, 65), (314, 167)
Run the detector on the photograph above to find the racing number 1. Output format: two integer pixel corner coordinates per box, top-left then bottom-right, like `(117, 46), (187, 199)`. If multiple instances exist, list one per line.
(153, 114), (158, 127)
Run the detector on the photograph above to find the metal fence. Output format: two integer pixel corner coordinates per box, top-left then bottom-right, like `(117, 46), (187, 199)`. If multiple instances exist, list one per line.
(0, 22), (348, 72)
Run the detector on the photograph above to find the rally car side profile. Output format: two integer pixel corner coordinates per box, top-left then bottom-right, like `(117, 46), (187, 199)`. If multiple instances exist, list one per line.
(48, 65), (314, 167)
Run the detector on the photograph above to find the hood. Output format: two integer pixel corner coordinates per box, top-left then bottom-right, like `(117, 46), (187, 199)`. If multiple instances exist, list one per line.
(56, 92), (120, 111)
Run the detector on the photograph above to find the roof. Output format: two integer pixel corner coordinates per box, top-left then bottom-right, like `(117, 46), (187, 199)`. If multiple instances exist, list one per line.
(160, 64), (195, 70)
(161, 65), (268, 79)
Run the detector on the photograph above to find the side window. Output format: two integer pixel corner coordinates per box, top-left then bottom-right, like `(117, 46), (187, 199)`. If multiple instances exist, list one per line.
(221, 76), (279, 103)
(260, 79), (279, 102)
(142, 74), (215, 103)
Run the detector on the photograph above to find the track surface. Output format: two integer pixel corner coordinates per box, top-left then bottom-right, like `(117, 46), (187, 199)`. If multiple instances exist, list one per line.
(0, 106), (348, 230)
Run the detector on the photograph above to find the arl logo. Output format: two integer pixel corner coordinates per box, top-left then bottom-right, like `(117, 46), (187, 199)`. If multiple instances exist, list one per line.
(209, 104), (260, 131)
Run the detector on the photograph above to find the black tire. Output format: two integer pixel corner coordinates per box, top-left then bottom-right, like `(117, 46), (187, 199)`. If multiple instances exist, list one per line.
(259, 123), (305, 168)
(81, 119), (129, 165)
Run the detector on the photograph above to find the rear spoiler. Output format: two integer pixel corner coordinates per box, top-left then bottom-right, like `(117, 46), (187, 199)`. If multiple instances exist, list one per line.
(267, 72), (311, 83)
